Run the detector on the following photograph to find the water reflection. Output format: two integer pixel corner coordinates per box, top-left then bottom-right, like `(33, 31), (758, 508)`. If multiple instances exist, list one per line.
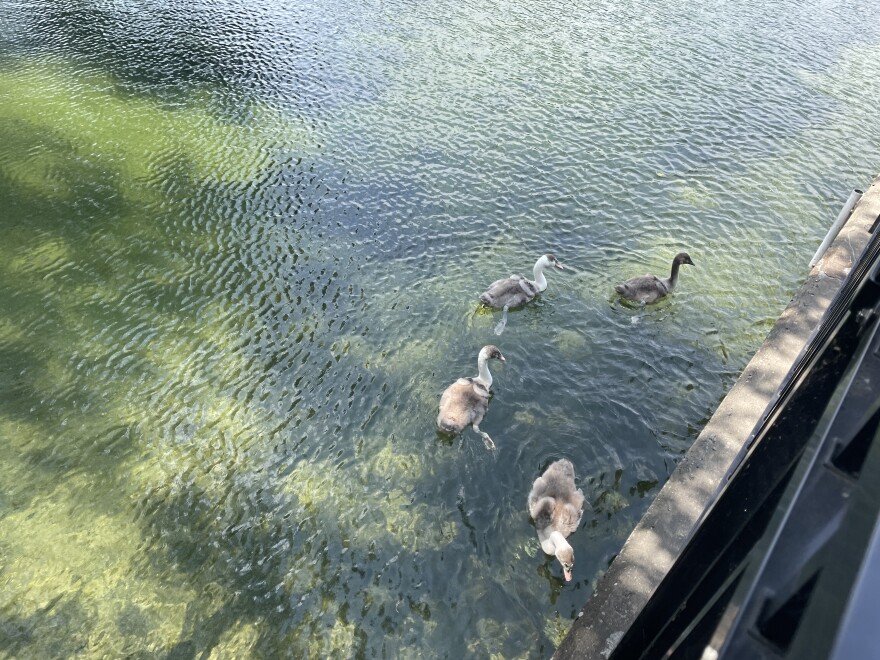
(1, 0), (879, 657)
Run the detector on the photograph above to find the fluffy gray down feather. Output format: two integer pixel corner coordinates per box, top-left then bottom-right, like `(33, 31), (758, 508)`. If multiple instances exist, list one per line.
(528, 459), (585, 535)
(480, 276), (538, 308)
(437, 378), (489, 433)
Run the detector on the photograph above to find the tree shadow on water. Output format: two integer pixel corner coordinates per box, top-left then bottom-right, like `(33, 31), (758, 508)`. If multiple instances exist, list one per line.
(134, 478), (364, 658)
(0, 594), (91, 658)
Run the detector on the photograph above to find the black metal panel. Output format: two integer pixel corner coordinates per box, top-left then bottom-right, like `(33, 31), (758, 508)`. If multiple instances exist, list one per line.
(719, 313), (880, 659)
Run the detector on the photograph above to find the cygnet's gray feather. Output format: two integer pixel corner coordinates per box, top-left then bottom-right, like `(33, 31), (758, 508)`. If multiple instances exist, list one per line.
(615, 275), (670, 304)
(479, 253), (564, 310)
(437, 345), (504, 446)
(528, 459), (585, 539)
(480, 276), (539, 309)
(615, 252), (694, 304)
(437, 378), (490, 433)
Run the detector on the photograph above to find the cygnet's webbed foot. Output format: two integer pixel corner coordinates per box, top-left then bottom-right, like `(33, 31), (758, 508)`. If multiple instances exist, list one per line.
(473, 424), (496, 450)
(493, 306), (509, 335)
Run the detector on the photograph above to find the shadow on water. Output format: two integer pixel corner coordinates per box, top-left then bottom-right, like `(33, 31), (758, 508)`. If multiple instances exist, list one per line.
(0, 595), (91, 657)
(10, 0), (361, 122)
(4, 1), (878, 655)
(0, 76), (557, 657)
(0, 119), (143, 512)
(15, 1), (260, 97)
(0, 94), (759, 657)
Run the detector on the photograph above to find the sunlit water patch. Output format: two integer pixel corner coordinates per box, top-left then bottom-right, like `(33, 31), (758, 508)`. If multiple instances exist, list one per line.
(1, 0), (879, 656)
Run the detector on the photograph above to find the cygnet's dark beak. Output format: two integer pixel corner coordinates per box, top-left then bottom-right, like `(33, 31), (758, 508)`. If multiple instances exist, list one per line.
(687, 257), (696, 267)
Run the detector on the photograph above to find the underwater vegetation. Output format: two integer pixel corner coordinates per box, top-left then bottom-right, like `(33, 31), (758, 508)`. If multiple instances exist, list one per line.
(1, 0), (879, 656)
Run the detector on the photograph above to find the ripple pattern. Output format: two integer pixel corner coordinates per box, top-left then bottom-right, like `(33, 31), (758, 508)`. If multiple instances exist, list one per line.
(0, 0), (879, 656)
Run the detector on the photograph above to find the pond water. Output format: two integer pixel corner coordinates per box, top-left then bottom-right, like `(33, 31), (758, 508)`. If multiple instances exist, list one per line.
(1, 0), (879, 656)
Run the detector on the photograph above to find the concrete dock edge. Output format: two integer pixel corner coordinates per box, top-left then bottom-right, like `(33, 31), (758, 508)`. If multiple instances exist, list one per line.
(554, 173), (880, 659)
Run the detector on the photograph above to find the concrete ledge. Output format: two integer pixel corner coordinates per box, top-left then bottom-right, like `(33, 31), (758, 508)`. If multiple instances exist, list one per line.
(554, 174), (880, 659)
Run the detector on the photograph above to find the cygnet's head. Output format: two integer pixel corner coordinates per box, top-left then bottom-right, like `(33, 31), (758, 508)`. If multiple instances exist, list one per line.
(479, 345), (506, 362)
(542, 254), (566, 270)
(556, 545), (574, 582)
(674, 252), (695, 267)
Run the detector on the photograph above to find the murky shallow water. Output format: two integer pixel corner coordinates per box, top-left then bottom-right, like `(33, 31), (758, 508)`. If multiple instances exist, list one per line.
(1, 0), (879, 656)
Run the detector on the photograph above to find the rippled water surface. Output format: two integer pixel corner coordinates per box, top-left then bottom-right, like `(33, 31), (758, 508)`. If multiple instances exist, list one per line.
(2, 0), (879, 656)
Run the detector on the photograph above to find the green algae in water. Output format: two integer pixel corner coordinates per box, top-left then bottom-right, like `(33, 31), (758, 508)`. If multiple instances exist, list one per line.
(668, 181), (720, 210)
(0, 61), (314, 188)
(0, 58), (328, 657)
(513, 409), (538, 426)
(2, 4), (880, 658)
(544, 613), (573, 649)
(0, 472), (200, 657)
(553, 328), (588, 357)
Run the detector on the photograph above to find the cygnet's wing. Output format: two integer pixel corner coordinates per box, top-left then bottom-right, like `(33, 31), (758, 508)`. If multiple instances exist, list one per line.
(555, 489), (585, 537)
(437, 378), (489, 432)
(480, 275), (534, 308)
(616, 274), (665, 303)
(538, 460), (584, 536)
(528, 478), (556, 531)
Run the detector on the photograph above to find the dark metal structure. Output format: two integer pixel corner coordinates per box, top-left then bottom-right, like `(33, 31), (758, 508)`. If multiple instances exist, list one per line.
(607, 218), (880, 660)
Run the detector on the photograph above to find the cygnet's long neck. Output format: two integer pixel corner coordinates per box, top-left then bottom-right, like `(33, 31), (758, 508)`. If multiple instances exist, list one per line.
(532, 258), (548, 292)
(666, 259), (682, 290)
(549, 530), (571, 556)
(475, 355), (493, 389)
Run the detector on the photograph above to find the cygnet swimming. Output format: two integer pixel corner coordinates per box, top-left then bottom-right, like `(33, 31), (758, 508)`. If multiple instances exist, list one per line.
(480, 254), (565, 334)
(528, 458), (585, 581)
(437, 345), (505, 449)
(615, 252), (695, 304)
